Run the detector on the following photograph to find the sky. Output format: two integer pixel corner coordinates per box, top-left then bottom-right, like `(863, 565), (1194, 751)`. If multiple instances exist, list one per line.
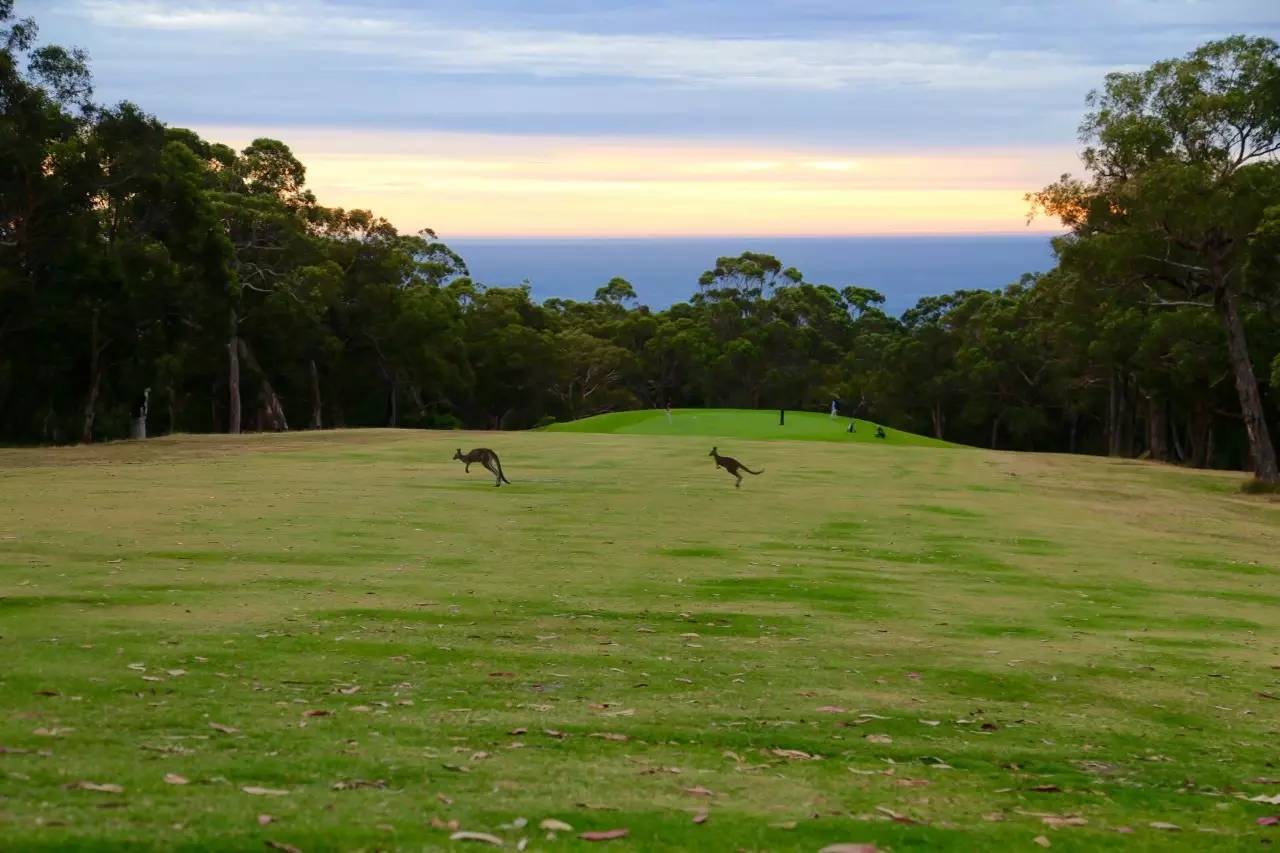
(31, 1), (1280, 238)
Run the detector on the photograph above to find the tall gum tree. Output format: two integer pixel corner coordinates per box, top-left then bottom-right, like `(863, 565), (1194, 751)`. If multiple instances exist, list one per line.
(1032, 36), (1280, 482)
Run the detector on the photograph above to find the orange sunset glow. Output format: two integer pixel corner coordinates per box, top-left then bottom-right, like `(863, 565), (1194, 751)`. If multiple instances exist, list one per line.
(200, 128), (1073, 237)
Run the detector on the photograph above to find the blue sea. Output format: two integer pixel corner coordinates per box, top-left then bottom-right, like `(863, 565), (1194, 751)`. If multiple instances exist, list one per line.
(448, 235), (1059, 316)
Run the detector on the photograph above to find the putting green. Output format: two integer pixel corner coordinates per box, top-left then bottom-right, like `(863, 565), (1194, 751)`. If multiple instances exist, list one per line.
(545, 408), (956, 447)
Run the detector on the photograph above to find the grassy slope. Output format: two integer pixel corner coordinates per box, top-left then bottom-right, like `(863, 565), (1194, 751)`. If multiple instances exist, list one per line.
(545, 408), (956, 447)
(0, 430), (1278, 851)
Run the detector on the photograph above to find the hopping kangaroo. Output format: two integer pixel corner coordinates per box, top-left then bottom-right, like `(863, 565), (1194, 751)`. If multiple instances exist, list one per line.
(453, 448), (511, 487)
(709, 446), (762, 488)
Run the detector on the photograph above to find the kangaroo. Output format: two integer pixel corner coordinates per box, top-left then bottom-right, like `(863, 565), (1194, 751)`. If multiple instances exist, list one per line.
(453, 448), (511, 487)
(709, 446), (762, 488)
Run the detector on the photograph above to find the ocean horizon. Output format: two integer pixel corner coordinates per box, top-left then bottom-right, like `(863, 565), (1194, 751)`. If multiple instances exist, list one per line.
(448, 234), (1060, 315)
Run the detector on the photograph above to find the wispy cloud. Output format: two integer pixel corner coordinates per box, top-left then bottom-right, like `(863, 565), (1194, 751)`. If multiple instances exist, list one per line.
(73, 0), (1119, 92)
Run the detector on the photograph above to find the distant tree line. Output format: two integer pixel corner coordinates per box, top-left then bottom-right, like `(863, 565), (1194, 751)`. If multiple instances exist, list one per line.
(2, 7), (1278, 480)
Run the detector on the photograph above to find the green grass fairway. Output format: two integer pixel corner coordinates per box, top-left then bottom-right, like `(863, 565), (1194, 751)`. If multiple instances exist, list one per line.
(2, 430), (1278, 851)
(545, 408), (956, 447)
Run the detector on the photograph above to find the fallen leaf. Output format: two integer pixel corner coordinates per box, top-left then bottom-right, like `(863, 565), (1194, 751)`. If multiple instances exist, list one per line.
(242, 786), (290, 796)
(163, 774), (189, 785)
(431, 817), (461, 830)
(1030, 785), (1062, 793)
(918, 719), (940, 726)
(874, 806), (917, 825)
(302, 710), (331, 718)
(509, 727), (528, 736)
(819, 846), (878, 853)
(437, 793), (455, 805)
(32, 727), (73, 737)
(1250, 794), (1280, 805)
(166, 669), (187, 677)
(816, 706), (847, 714)
(258, 814), (274, 826)
(579, 828), (629, 841)
(589, 733), (629, 742)
(864, 734), (893, 745)
(539, 818), (573, 832)
(1033, 835), (1051, 848)
(450, 831), (504, 845)
(1149, 822), (1180, 831)
(771, 820), (798, 829)
(209, 722), (239, 734)
(331, 779), (386, 790)
(543, 729), (567, 739)
(66, 781), (123, 793)
(982, 812), (1005, 822)
(265, 842), (301, 853)
(692, 810), (708, 825)
(684, 786), (714, 797)
(906, 672), (922, 680)
(771, 748), (821, 760)
(1042, 815), (1088, 828)
(1257, 816), (1279, 826)
(338, 685), (361, 695)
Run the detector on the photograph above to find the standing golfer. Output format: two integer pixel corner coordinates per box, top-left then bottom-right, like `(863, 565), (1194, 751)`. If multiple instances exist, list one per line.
(666, 400), (673, 424)
(830, 399), (838, 418)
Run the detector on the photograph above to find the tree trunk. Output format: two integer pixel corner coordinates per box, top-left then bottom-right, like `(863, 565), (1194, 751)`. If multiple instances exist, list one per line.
(1147, 395), (1169, 463)
(81, 307), (102, 444)
(167, 384), (176, 435)
(1188, 406), (1212, 468)
(930, 402), (944, 439)
(989, 416), (1000, 449)
(388, 381), (398, 427)
(1215, 287), (1279, 482)
(309, 359), (323, 430)
(1107, 369), (1120, 456)
(236, 338), (288, 432)
(228, 307), (241, 435)
(1068, 411), (1078, 454)
(1170, 418), (1186, 463)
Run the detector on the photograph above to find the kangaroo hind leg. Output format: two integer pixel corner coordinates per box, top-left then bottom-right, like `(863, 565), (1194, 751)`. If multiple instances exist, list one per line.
(484, 459), (502, 486)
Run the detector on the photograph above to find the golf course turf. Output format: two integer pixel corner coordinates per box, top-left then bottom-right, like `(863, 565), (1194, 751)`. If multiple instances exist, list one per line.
(1, 414), (1277, 850)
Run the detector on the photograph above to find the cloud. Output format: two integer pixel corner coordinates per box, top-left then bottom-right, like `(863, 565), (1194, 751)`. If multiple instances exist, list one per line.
(71, 0), (1122, 92)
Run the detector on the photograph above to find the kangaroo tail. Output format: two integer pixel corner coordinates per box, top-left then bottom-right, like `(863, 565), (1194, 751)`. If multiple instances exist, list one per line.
(744, 467), (763, 476)
(496, 457), (511, 484)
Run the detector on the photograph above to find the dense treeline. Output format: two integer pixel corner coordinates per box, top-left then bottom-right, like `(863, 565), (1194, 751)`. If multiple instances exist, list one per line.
(2, 6), (1278, 479)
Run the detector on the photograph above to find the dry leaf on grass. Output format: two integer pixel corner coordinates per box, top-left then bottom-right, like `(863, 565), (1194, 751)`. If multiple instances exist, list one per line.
(1030, 785), (1062, 793)
(819, 846), (878, 853)
(1149, 822), (1180, 831)
(816, 706), (847, 714)
(1257, 816), (1279, 826)
(163, 774), (189, 785)
(683, 786), (714, 797)
(589, 733), (629, 742)
(450, 831), (504, 845)
(1042, 815), (1087, 828)
(692, 810), (708, 825)
(66, 781), (123, 793)
(431, 817), (461, 830)
(771, 748), (821, 760)
(1250, 794), (1280, 805)
(509, 727), (528, 735)
(1033, 835), (1051, 848)
(864, 734), (893, 745)
(332, 779), (386, 790)
(209, 722), (239, 734)
(302, 710), (331, 718)
(265, 842), (301, 853)
(543, 729), (567, 739)
(872, 806), (915, 824)
(241, 786), (290, 796)
(579, 828), (629, 841)
(257, 814), (274, 826)
(539, 818), (573, 832)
